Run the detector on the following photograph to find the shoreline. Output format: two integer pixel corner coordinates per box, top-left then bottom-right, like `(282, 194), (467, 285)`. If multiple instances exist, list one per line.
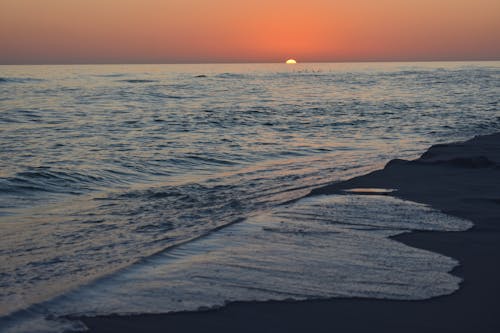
(81, 133), (500, 332)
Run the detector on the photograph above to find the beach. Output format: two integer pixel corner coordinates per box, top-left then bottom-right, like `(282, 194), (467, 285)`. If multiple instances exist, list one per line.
(2, 0), (500, 331)
(81, 132), (500, 333)
(1, 63), (499, 333)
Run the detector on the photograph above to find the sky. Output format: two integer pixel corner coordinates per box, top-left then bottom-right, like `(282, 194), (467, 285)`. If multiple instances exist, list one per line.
(1, 0), (499, 64)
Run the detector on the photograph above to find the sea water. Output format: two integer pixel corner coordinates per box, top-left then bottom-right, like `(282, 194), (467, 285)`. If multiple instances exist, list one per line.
(0, 62), (499, 332)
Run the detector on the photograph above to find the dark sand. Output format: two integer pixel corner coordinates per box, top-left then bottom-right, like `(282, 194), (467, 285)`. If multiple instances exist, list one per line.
(81, 133), (500, 332)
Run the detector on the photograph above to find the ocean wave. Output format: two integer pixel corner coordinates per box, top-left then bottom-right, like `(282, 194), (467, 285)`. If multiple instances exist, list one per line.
(182, 154), (239, 166)
(215, 73), (247, 79)
(94, 73), (126, 78)
(0, 77), (43, 84)
(4, 194), (470, 333)
(119, 79), (158, 83)
(146, 92), (184, 99)
(0, 168), (104, 195)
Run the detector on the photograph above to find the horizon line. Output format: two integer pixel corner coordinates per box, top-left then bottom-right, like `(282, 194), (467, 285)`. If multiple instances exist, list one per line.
(1, 58), (500, 66)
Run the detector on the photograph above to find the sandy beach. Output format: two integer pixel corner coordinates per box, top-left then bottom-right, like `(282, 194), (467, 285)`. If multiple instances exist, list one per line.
(79, 133), (500, 332)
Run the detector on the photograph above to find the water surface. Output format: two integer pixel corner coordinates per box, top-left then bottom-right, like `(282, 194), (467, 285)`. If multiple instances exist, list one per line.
(0, 62), (499, 331)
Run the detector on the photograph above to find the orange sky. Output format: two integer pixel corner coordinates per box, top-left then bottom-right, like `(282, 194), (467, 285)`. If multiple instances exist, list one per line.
(1, 0), (499, 64)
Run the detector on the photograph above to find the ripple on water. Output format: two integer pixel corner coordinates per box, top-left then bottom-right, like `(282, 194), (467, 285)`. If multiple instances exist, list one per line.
(0, 62), (498, 333)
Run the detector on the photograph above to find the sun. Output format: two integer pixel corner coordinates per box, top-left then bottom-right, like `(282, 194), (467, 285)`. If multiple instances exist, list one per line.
(286, 59), (297, 64)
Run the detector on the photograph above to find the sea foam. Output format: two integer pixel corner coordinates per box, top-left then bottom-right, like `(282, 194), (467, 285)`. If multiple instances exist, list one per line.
(2, 193), (471, 332)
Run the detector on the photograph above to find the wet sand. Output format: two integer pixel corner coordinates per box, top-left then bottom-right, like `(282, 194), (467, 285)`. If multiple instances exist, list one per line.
(81, 133), (500, 332)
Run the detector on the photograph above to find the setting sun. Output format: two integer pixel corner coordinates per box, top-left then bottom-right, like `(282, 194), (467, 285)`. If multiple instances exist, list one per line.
(286, 59), (297, 64)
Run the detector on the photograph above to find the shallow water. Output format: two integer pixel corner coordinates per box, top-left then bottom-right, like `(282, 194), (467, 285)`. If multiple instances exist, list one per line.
(1, 194), (472, 332)
(0, 62), (499, 331)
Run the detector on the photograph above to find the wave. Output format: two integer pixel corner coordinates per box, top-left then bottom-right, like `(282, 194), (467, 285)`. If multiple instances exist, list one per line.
(0, 77), (43, 84)
(0, 168), (104, 195)
(146, 92), (185, 99)
(94, 73), (126, 78)
(119, 79), (158, 83)
(182, 154), (239, 166)
(1, 194), (471, 333)
(215, 73), (247, 79)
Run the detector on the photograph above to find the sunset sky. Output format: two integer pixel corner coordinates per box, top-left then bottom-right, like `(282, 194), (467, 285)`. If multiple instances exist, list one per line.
(1, 0), (499, 64)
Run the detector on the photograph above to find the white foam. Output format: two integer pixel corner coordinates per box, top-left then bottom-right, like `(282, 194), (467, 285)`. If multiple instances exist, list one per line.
(3, 194), (472, 332)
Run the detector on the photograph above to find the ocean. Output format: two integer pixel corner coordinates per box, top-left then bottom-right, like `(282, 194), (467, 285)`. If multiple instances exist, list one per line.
(0, 62), (499, 332)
